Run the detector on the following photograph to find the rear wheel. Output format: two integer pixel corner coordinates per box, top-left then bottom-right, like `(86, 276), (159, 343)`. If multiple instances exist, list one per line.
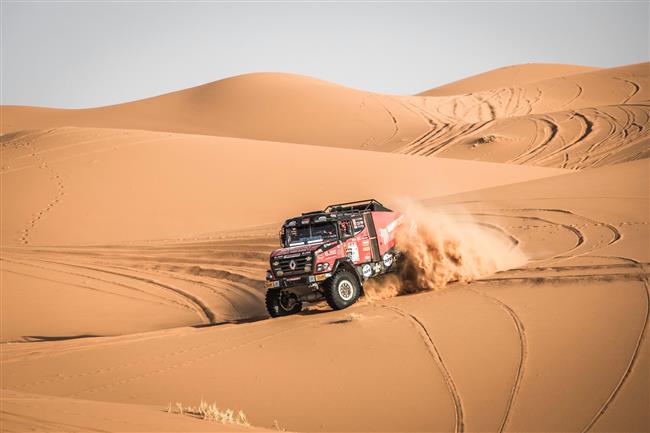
(266, 289), (302, 317)
(324, 270), (361, 310)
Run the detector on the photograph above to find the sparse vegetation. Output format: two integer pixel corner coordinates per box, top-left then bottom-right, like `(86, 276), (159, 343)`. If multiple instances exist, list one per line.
(168, 399), (250, 426)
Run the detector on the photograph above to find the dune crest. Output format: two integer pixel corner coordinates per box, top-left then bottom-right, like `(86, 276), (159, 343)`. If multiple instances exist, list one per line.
(417, 63), (600, 96)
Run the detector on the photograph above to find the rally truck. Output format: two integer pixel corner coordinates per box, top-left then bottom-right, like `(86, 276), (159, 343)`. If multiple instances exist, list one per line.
(264, 199), (402, 317)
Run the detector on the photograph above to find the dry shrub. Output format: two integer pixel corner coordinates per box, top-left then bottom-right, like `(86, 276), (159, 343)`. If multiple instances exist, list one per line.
(170, 400), (249, 426)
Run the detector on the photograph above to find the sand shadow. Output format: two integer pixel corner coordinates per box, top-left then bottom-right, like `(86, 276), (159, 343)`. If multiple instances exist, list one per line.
(22, 334), (101, 342)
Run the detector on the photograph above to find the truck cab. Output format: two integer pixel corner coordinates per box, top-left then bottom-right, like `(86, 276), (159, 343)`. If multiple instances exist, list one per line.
(265, 199), (402, 317)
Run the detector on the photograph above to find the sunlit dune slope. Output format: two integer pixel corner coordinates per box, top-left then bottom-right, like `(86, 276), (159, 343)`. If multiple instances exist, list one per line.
(409, 62), (649, 122)
(417, 63), (600, 96)
(398, 103), (650, 168)
(397, 62), (650, 167)
(2, 160), (647, 432)
(0, 127), (565, 247)
(2, 63), (647, 168)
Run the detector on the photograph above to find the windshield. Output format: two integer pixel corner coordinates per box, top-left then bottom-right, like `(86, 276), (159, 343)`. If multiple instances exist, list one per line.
(284, 222), (338, 246)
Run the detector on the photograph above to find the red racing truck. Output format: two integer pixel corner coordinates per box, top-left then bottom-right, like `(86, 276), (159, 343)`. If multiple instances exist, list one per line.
(265, 200), (402, 317)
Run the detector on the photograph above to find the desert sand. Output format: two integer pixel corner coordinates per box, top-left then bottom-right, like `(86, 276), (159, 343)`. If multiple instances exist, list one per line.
(1, 62), (648, 432)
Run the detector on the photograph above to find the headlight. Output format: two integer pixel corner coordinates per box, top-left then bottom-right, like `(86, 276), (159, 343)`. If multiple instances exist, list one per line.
(276, 270), (284, 277)
(316, 263), (330, 272)
(266, 270), (273, 281)
(304, 265), (312, 272)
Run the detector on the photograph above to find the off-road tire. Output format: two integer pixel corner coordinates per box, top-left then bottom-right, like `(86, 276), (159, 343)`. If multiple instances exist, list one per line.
(324, 270), (361, 310)
(266, 289), (302, 317)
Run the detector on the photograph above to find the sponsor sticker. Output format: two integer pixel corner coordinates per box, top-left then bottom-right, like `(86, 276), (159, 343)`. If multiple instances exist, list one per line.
(362, 264), (372, 278)
(346, 243), (360, 262)
(383, 252), (393, 268)
(379, 215), (404, 244)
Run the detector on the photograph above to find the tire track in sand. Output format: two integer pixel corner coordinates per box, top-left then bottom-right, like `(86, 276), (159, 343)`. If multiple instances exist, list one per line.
(381, 304), (465, 433)
(370, 94), (400, 149)
(66, 318), (320, 398)
(0, 257), (194, 312)
(26, 258), (216, 324)
(613, 77), (641, 104)
(580, 256), (650, 432)
(467, 288), (527, 433)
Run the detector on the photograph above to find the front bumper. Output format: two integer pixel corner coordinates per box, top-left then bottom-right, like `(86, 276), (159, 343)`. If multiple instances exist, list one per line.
(265, 272), (332, 289)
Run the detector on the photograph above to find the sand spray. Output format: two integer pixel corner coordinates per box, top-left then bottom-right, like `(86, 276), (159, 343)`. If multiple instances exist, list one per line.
(363, 201), (526, 301)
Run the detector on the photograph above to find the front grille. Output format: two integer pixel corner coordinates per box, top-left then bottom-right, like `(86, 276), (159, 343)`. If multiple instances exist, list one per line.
(273, 254), (311, 276)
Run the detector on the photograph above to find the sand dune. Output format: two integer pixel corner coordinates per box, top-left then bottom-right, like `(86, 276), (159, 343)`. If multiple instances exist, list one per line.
(0, 127), (564, 248)
(1, 74), (405, 150)
(2, 63), (647, 168)
(397, 103), (650, 168)
(1, 160), (647, 431)
(0, 126), (564, 340)
(396, 62), (650, 167)
(1, 62), (648, 432)
(417, 63), (600, 96)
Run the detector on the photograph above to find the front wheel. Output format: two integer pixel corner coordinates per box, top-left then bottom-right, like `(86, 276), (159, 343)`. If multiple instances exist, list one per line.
(266, 289), (302, 317)
(324, 270), (361, 310)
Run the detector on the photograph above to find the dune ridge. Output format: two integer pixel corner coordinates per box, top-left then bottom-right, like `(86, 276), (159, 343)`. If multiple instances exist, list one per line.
(416, 63), (601, 96)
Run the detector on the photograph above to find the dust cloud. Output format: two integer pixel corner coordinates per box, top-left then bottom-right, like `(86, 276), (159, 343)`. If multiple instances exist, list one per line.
(363, 202), (526, 301)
